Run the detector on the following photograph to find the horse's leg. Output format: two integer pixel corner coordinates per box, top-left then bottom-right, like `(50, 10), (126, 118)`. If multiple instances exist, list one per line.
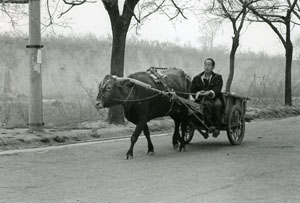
(170, 115), (180, 149)
(143, 124), (154, 155)
(126, 121), (146, 159)
(179, 107), (189, 152)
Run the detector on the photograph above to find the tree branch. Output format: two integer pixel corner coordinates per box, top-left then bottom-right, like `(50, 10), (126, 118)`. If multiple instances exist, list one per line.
(291, 19), (300, 25)
(0, 0), (28, 3)
(171, 0), (187, 19)
(286, 0), (298, 17)
(218, 0), (234, 21)
(46, 0), (53, 25)
(247, 4), (286, 47)
(124, 0), (140, 23)
(292, 9), (300, 20)
(139, 1), (167, 22)
(62, 0), (87, 6)
(289, 0), (300, 21)
(58, 5), (75, 18)
(237, 6), (247, 33)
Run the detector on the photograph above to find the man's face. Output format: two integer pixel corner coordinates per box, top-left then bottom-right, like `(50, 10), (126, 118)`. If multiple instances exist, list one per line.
(204, 59), (214, 73)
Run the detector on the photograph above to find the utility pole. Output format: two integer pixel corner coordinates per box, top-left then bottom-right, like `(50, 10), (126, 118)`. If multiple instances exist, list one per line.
(1, 0), (43, 131)
(27, 0), (43, 132)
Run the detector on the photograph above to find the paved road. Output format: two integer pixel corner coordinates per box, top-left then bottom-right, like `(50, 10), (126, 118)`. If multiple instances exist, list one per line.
(1, 116), (300, 203)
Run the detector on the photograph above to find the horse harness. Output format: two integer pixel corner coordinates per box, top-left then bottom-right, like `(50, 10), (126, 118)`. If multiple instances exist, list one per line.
(146, 67), (177, 116)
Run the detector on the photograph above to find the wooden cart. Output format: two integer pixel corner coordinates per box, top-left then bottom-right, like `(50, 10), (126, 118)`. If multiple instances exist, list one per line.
(183, 92), (249, 145)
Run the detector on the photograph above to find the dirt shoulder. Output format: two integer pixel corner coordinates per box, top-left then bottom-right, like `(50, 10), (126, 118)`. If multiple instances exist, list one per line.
(0, 119), (174, 151)
(1, 106), (300, 151)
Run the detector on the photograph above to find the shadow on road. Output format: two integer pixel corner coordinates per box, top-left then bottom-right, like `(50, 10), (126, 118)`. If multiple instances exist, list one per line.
(184, 139), (255, 153)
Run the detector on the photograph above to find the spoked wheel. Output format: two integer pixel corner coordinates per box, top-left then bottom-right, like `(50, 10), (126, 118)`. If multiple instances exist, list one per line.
(226, 105), (245, 145)
(184, 124), (195, 144)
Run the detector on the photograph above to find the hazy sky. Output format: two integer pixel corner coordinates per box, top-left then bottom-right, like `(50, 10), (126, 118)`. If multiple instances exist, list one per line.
(60, 2), (284, 55)
(1, 1), (298, 56)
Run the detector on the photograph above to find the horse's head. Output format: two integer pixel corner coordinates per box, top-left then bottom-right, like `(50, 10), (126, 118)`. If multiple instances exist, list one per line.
(95, 75), (133, 109)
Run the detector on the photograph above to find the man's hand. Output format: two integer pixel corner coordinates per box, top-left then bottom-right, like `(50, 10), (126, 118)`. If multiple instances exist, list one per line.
(195, 90), (213, 99)
(195, 90), (205, 99)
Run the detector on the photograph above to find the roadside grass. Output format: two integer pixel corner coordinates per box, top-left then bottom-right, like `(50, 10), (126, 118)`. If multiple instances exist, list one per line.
(1, 95), (300, 130)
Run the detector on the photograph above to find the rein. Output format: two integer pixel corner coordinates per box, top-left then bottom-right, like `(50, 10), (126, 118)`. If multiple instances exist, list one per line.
(99, 76), (195, 104)
(100, 89), (194, 103)
(99, 88), (162, 103)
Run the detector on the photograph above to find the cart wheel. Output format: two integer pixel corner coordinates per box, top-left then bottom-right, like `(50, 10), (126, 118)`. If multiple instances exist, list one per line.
(226, 105), (245, 145)
(184, 124), (195, 144)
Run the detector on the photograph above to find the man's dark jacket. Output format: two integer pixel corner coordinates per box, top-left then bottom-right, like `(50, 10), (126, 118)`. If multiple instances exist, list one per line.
(191, 71), (224, 103)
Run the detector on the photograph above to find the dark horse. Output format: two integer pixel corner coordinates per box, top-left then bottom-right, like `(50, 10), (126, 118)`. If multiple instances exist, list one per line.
(95, 68), (191, 159)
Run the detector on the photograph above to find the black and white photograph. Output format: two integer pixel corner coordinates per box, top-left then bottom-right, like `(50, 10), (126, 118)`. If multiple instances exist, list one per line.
(1, 0), (300, 202)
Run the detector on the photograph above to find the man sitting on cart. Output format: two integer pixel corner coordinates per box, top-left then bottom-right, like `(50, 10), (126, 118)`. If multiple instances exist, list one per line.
(191, 58), (224, 138)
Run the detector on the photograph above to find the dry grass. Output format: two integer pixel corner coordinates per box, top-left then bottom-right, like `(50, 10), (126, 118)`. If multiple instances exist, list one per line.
(1, 94), (300, 129)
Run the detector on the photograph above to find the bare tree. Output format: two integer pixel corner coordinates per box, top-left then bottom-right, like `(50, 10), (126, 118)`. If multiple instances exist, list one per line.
(59, 0), (191, 124)
(206, 0), (250, 92)
(198, 20), (221, 51)
(245, 0), (299, 106)
(100, 0), (190, 124)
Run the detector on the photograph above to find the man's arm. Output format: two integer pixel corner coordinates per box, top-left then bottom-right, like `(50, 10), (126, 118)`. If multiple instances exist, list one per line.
(191, 76), (205, 100)
(191, 76), (200, 94)
(208, 75), (223, 99)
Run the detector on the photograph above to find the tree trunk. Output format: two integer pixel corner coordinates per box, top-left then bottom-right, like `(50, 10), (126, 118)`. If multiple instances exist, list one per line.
(225, 35), (239, 92)
(103, 0), (138, 124)
(285, 41), (293, 106)
(108, 26), (128, 124)
(284, 18), (293, 106)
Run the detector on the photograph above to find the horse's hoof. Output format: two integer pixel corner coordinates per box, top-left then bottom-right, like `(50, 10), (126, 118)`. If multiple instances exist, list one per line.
(147, 151), (154, 156)
(126, 154), (133, 160)
(173, 143), (179, 149)
(178, 147), (186, 152)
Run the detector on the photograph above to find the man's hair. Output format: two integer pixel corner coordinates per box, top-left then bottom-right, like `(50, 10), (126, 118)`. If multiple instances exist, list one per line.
(204, 58), (215, 67)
